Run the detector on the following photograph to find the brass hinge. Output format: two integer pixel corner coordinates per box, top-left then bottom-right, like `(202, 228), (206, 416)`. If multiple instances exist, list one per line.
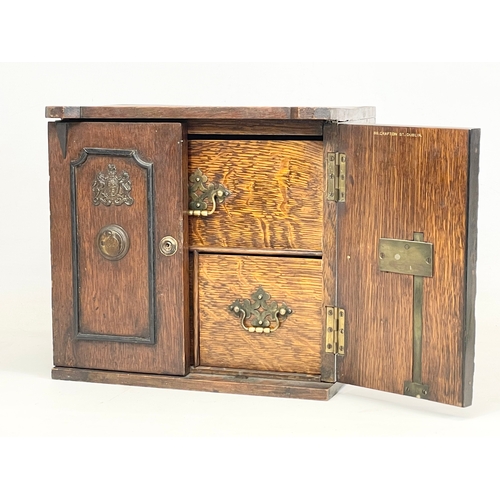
(325, 307), (345, 355)
(327, 152), (346, 202)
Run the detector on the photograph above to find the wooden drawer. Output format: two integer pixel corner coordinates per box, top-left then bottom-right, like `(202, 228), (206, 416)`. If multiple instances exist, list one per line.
(188, 140), (323, 252)
(196, 253), (323, 374)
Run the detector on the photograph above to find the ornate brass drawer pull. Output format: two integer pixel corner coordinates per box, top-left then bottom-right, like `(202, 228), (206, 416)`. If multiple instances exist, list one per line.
(188, 168), (230, 216)
(228, 287), (293, 334)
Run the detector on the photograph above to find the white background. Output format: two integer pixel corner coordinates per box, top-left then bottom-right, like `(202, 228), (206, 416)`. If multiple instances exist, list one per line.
(1, 4), (500, 499)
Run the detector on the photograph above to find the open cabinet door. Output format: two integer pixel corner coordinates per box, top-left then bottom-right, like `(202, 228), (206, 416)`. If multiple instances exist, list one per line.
(335, 124), (479, 406)
(48, 122), (189, 375)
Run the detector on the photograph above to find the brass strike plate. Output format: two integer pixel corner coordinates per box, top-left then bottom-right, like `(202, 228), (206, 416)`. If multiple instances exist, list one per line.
(404, 381), (430, 399)
(378, 238), (433, 277)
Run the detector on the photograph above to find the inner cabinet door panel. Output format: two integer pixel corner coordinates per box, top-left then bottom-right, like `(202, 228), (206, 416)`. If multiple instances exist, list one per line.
(48, 122), (189, 375)
(335, 124), (479, 407)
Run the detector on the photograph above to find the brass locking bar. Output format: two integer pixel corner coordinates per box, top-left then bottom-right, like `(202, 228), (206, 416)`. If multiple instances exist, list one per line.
(403, 233), (430, 398)
(379, 233), (433, 399)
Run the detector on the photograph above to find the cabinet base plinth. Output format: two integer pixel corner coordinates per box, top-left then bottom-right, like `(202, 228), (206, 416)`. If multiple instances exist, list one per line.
(52, 367), (340, 401)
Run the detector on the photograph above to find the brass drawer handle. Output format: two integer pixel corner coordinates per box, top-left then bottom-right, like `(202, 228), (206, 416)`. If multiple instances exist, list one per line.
(228, 287), (293, 334)
(188, 168), (230, 216)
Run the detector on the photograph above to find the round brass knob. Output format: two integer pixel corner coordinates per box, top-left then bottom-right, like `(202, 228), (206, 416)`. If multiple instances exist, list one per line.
(96, 224), (130, 261)
(159, 236), (178, 256)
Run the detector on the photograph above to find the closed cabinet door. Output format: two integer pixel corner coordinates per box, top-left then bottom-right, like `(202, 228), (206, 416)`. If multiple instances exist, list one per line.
(48, 122), (189, 375)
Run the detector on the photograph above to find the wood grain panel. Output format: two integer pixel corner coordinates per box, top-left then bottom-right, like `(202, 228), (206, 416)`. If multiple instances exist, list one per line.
(188, 140), (323, 251)
(49, 121), (189, 375)
(187, 120), (323, 136)
(198, 254), (323, 374)
(76, 155), (149, 337)
(336, 124), (474, 406)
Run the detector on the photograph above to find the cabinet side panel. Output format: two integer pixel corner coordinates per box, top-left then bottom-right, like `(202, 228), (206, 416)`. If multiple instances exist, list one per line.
(463, 129), (480, 406)
(49, 122), (76, 367)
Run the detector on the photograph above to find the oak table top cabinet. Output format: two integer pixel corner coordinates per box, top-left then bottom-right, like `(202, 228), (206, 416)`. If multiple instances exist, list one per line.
(46, 105), (479, 407)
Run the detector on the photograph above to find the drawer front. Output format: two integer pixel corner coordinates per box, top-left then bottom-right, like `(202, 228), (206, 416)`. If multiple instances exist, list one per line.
(188, 140), (323, 252)
(197, 254), (323, 374)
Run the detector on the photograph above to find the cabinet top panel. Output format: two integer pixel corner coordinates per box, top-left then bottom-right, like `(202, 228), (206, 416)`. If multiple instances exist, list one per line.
(45, 105), (376, 122)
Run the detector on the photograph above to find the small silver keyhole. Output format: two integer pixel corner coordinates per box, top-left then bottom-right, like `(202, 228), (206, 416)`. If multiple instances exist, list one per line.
(159, 236), (178, 256)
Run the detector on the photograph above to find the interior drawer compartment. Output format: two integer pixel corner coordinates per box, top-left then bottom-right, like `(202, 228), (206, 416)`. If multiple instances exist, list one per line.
(188, 139), (323, 252)
(196, 253), (323, 374)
